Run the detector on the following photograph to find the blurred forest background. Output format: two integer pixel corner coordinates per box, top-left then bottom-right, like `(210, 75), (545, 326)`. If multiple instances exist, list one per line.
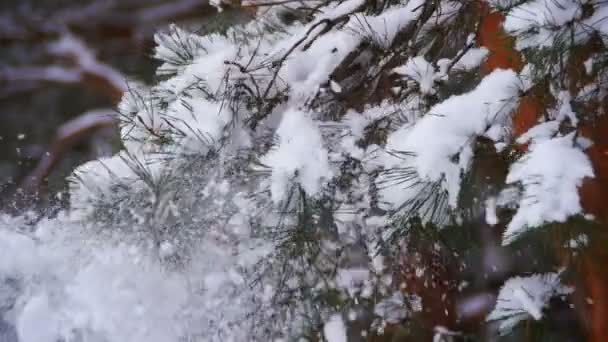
(0, 0), (250, 212)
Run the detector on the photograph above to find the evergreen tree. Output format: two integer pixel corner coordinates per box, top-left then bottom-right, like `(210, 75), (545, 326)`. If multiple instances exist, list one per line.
(1, 0), (607, 341)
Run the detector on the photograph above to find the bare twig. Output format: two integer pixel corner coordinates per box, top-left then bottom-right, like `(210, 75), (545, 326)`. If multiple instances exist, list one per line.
(19, 109), (117, 194)
(136, 0), (212, 23)
(1, 34), (128, 102)
(48, 34), (129, 101)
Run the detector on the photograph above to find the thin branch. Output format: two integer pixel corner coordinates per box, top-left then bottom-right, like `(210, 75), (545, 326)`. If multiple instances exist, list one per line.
(1, 33), (128, 102)
(19, 109), (118, 194)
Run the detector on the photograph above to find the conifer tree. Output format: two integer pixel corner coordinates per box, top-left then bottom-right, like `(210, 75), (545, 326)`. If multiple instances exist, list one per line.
(1, 0), (608, 341)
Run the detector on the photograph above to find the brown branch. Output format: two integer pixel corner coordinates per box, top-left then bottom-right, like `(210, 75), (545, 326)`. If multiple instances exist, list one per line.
(1, 34), (128, 103)
(136, 0), (212, 23)
(48, 34), (129, 101)
(0, 0), (225, 45)
(19, 108), (117, 195)
(241, 0), (318, 8)
(9, 35), (128, 198)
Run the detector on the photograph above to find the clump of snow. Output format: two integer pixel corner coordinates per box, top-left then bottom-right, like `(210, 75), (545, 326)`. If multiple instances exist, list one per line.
(485, 197), (498, 226)
(284, 29), (360, 101)
(324, 314), (347, 342)
(166, 96), (235, 152)
(582, 2), (608, 45)
(154, 25), (207, 75)
(584, 57), (593, 75)
(68, 152), (150, 218)
(0, 216), (267, 342)
(516, 121), (560, 145)
(330, 80), (343, 93)
(380, 69), (520, 210)
(319, 0), (366, 20)
(16, 293), (60, 342)
(487, 273), (572, 335)
(175, 36), (238, 93)
(336, 267), (371, 297)
(453, 47), (489, 71)
(266, 0), (378, 103)
(339, 101), (418, 161)
(350, 0), (424, 48)
(566, 234), (589, 249)
(433, 326), (461, 342)
(495, 0), (608, 49)
(394, 56), (442, 95)
(503, 133), (593, 245)
(515, 89), (579, 147)
(374, 292), (421, 323)
(493, 0), (582, 49)
(261, 109), (332, 203)
(436, 47), (489, 74)
(0, 220), (186, 342)
(550, 90), (578, 125)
